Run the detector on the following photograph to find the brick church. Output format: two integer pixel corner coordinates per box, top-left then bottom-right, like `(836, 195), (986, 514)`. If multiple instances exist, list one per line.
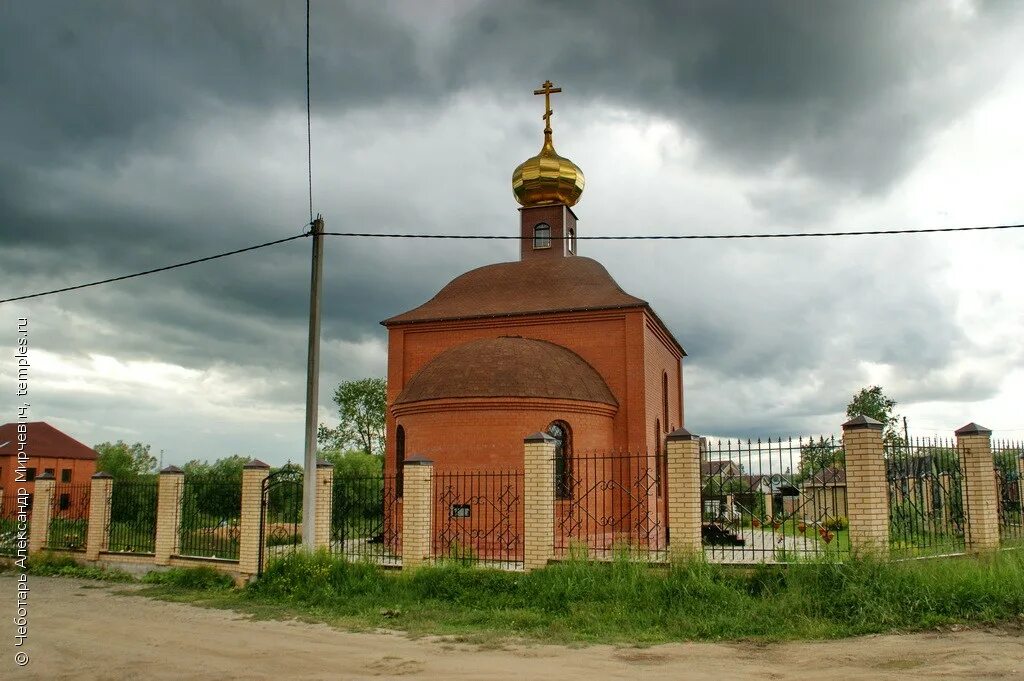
(382, 82), (685, 488)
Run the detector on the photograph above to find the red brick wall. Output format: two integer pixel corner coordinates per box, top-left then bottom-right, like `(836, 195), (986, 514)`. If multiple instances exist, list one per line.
(0, 455), (95, 501)
(519, 205), (577, 261)
(390, 398), (615, 474)
(385, 307), (683, 476)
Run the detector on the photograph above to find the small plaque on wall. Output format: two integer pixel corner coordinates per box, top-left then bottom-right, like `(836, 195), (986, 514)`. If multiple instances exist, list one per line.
(450, 504), (471, 518)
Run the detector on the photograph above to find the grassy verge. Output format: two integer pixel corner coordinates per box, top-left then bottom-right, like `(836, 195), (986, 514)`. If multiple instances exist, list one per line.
(129, 549), (1024, 645)
(22, 551), (135, 582)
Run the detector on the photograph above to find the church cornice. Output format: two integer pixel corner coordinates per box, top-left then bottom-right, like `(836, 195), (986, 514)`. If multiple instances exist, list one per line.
(392, 396), (619, 419)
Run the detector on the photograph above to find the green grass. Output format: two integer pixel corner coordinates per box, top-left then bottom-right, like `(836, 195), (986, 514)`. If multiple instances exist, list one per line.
(107, 522), (157, 554)
(129, 549), (1024, 644)
(46, 518), (87, 550)
(26, 551), (135, 582)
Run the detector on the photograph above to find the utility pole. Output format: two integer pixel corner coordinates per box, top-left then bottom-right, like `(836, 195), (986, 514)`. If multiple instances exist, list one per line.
(302, 215), (325, 551)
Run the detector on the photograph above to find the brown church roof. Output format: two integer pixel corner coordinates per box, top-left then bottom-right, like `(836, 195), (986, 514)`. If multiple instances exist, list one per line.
(382, 256), (647, 326)
(395, 336), (618, 406)
(0, 421), (98, 460)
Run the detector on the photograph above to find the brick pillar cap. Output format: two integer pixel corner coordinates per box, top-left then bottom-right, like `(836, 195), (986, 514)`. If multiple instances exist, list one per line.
(404, 453), (433, 466)
(36, 471), (55, 480)
(954, 422), (991, 436)
(524, 432), (555, 443)
(160, 465), (184, 474)
(91, 471), (114, 479)
(842, 415), (884, 430)
(666, 426), (699, 441)
(243, 459), (271, 469)
(316, 459), (333, 469)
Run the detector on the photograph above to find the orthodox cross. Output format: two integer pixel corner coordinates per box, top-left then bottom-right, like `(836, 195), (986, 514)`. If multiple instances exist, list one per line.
(534, 80), (562, 134)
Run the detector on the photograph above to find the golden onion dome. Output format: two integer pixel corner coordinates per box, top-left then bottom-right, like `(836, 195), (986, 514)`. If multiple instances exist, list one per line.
(512, 132), (585, 207)
(512, 80), (585, 207)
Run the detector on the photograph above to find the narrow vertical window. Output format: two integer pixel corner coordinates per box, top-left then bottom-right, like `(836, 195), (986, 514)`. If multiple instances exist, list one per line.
(547, 421), (572, 499)
(395, 425), (406, 498)
(654, 420), (662, 497)
(567, 227), (576, 254)
(533, 223), (551, 249)
(662, 372), (669, 429)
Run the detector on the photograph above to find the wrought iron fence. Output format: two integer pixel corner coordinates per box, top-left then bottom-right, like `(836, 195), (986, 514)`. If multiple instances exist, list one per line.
(331, 474), (400, 565)
(106, 478), (159, 554)
(258, 467), (303, 573)
(0, 491), (23, 557)
(434, 469), (523, 568)
(885, 438), (968, 558)
(701, 437), (849, 563)
(555, 452), (665, 561)
(994, 439), (1024, 546)
(46, 482), (91, 551)
(178, 475), (241, 560)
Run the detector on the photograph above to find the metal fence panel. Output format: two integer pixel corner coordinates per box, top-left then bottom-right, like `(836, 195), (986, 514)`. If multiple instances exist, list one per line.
(106, 478), (159, 554)
(178, 476), (241, 560)
(885, 438), (968, 558)
(556, 452), (665, 561)
(434, 469), (523, 569)
(701, 437), (849, 563)
(331, 474), (400, 565)
(994, 439), (1024, 546)
(47, 482), (91, 551)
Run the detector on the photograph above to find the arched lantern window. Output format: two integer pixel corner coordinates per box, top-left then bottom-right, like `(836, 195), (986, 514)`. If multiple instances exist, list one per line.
(534, 223), (551, 249)
(547, 421), (572, 499)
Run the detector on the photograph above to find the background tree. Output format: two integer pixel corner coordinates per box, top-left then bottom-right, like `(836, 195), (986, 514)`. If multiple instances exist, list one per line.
(182, 454), (249, 482)
(94, 440), (158, 480)
(799, 436), (845, 480)
(321, 448), (384, 477)
(846, 385), (904, 447)
(318, 378), (387, 455)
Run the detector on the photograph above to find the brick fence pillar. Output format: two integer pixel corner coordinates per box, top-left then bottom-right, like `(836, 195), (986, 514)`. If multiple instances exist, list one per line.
(956, 423), (999, 553)
(523, 432), (556, 571)
(154, 466), (184, 566)
(666, 427), (702, 561)
(842, 415), (889, 556)
(238, 460), (270, 576)
(315, 459), (334, 550)
(28, 472), (55, 553)
(401, 455), (434, 569)
(85, 472), (113, 561)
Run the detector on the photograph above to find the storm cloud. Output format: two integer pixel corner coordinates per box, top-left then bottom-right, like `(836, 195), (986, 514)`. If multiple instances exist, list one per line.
(1, 1), (1022, 461)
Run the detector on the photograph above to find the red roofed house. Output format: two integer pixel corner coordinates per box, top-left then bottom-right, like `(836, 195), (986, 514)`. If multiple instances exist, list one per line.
(380, 84), (685, 556)
(0, 421), (98, 515)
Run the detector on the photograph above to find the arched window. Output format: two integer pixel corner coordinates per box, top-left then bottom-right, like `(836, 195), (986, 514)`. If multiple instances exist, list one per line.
(533, 223), (551, 249)
(547, 421), (571, 499)
(567, 227), (576, 254)
(662, 371), (669, 429)
(395, 425), (406, 497)
(654, 419), (662, 497)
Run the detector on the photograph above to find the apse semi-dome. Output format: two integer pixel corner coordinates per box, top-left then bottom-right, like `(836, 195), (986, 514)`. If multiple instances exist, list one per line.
(395, 337), (617, 406)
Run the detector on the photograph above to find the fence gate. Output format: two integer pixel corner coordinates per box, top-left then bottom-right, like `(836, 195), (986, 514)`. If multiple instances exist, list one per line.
(258, 467), (303, 575)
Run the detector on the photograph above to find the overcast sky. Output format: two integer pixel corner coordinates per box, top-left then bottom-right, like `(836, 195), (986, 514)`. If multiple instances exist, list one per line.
(2, 1), (1023, 465)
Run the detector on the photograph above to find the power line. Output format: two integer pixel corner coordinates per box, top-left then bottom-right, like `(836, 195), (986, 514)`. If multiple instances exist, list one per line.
(0, 232), (309, 304)
(305, 0), (313, 224)
(322, 222), (1024, 240)
(3, 220), (1022, 304)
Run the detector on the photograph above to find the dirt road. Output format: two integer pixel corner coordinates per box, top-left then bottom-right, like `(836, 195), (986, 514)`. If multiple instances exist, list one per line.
(7, 576), (1024, 680)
